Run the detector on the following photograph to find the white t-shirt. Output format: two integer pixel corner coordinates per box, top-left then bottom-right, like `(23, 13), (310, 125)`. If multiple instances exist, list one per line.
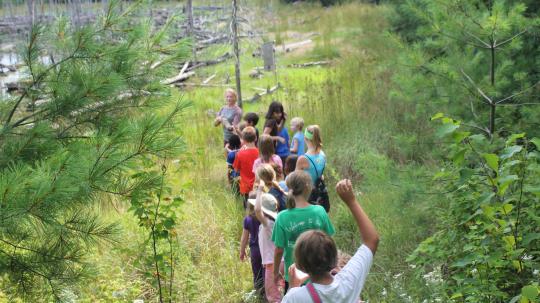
(259, 219), (276, 265)
(282, 244), (373, 303)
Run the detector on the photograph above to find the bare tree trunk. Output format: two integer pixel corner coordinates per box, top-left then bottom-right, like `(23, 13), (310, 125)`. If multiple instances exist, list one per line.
(186, 0), (196, 61)
(27, 0), (36, 27)
(232, 0), (242, 107)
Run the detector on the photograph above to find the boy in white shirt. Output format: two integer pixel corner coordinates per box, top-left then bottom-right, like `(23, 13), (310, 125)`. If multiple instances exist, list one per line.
(283, 179), (379, 303)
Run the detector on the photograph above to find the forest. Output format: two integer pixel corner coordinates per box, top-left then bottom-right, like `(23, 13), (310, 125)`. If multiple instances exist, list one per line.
(0, 0), (539, 302)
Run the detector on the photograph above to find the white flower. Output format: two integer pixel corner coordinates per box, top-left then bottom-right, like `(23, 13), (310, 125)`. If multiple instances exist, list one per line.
(394, 272), (403, 279)
(523, 254), (533, 261)
(409, 264), (417, 269)
(381, 288), (387, 297)
(471, 268), (478, 274)
(533, 269), (539, 276)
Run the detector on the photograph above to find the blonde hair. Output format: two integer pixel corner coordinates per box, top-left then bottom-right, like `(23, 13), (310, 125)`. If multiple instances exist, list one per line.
(225, 88), (238, 102)
(256, 164), (276, 186)
(306, 125), (322, 150)
(285, 170), (312, 209)
(258, 134), (275, 163)
(291, 117), (304, 131)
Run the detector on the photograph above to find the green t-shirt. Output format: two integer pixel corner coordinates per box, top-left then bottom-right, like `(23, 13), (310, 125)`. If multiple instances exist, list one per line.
(271, 205), (335, 281)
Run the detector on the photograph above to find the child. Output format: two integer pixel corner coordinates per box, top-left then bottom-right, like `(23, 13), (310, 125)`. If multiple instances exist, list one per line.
(233, 127), (259, 208)
(276, 126), (290, 165)
(283, 179), (379, 303)
(240, 204), (264, 296)
(250, 167), (283, 302)
(279, 155), (298, 191)
(296, 125), (329, 212)
(215, 88), (243, 145)
(272, 171), (335, 294)
(263, 101), (287, 146)
(226, 134), (241, 194)
(252, 134), (283, 174)
(244, 112), (260, 144)
(289, 117), (305, 156)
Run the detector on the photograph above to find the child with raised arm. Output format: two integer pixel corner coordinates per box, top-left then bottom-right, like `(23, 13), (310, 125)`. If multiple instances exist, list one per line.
(272, 171), (335, 294)
(283, 179), (380, 303)
(249, 165), (284, 302)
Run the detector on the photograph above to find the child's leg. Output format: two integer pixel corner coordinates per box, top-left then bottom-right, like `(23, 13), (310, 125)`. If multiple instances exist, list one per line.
(250, 245), (265, 293)
(264, 263), (282, 302)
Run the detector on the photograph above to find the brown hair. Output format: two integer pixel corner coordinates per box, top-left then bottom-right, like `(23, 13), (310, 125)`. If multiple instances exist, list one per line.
(256, 164), (276, 186)
(258, 134), (275, 163)
(242, 126), (257, 143)
(295, 230), (337, 276)
(306, 125), (322, 150)
(285, 170), (312, 209)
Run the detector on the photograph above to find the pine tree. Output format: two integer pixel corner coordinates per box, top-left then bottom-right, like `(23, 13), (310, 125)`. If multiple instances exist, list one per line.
(0, 1), (189, 299)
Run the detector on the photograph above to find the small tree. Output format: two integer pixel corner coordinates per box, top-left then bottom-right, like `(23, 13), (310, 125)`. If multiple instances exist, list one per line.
(0, 1), (189, 299)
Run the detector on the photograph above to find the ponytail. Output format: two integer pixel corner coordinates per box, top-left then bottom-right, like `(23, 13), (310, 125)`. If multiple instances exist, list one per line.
(285, 171), (313, 209)
(286, 189), (296, 209)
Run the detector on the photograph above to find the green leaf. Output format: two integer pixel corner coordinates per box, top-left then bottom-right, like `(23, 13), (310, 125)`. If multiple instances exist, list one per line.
(498, 175), (519, 196)
(453, 149), (466, 166)
(436, 123), (459, 138)
(483, 154), (499, 171)
(506, 133), (525, 145)
(501, 146), (523, 160)
(501, 203), (513, 214)
(459, 168), (474, 183)
(531, 138), (540, 149)
(431, 112), (444, 120)
(522, 285), (538, 300)
(509, 295), (521, 303)
(452, 131), (470, 144)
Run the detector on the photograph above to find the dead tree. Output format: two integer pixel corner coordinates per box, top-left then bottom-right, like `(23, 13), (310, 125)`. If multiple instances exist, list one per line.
(232, 0), (242, 107)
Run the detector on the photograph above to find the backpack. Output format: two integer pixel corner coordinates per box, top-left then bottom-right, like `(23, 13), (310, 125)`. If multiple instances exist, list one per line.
(305, 155), (330, 213)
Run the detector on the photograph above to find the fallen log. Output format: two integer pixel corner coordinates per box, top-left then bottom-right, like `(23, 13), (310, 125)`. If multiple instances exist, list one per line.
(174, 82), (229, 88)
(247, 84), (281, 103)
(186, 52), (232, 72)
(276, 39), (313, 54)
(0, 63), (16, 72)
(287, 61), (331, 68)
(202, 73), (216, 84)
(161, 71), (195, 85)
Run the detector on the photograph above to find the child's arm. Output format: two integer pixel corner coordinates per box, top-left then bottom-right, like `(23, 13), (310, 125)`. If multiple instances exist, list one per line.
(254, 181), (269, 227)
(273, 247), (284, 283)
(239, 229), (249, 261)
(290, 137), (298, 153)
(336, 179), (379, 254)
(295, 155), (309, 171)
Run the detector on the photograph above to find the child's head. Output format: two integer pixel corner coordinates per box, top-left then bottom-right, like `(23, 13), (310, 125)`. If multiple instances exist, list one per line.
(258, 134), (275, 162)
(244, 112), (259, 127)
(225, 88), (237, 105)
(272, 163), (284, 181)
(246, 203), (256, 218)
(285, 170), (312, 208)
(305, 125), (322, 150)
(284, 155), (298, 176)
(331, 250), (352, 276)
(256, 164), (276, 185)
(242, 126), (257, 144)
(265, 101), (285, 122)
(228, 134), (241, 150)
(290, 117), (304, 132)
(294, 230), (337, 277)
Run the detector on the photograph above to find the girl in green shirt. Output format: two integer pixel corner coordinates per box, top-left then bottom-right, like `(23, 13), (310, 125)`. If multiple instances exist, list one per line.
(271, 171), (335, 294)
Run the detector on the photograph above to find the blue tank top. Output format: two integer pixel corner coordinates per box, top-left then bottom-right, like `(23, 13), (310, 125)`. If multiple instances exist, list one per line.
(293, 132), (305, 156)
(304, 151), (326, 185)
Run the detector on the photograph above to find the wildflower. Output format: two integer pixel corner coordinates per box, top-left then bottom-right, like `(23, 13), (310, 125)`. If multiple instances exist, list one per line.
(533, 269), (539, 276)
(409, 264), (417, 269)
(381, 288), (387, 297)
(394, 272), (403, 279)
(523, 254), (533, 261)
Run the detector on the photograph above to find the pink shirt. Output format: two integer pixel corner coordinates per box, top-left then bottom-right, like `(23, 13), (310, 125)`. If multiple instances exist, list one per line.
(252, 154), (283, 173)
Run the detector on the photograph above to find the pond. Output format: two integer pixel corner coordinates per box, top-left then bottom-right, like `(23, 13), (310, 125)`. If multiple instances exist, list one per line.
(0, 43), (21, 97)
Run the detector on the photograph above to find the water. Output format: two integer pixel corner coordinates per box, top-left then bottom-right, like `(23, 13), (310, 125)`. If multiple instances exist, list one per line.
(0, 43), (20, 97)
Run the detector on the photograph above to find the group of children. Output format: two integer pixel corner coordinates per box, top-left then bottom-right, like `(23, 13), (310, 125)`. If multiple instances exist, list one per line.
(215, 89), (379, 303)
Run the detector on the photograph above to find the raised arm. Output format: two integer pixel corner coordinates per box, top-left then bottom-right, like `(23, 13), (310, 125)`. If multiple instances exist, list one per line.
(254, 181), (269, 227)
(336, 179), (379, 254)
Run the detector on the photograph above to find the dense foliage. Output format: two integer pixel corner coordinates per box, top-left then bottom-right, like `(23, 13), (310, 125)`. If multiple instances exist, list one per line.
(388, 1), (540, 302)
(0, 2), (188, 300)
